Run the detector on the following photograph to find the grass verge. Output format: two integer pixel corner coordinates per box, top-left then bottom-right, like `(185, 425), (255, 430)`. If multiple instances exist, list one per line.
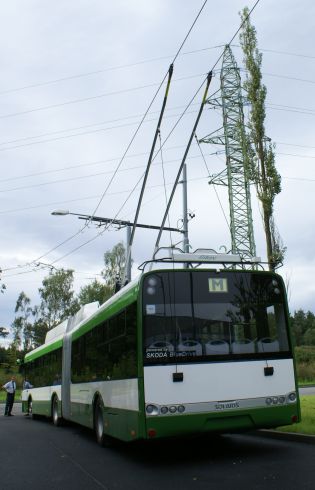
(276, 395), (315, 435)
(0, 390), (21, 403)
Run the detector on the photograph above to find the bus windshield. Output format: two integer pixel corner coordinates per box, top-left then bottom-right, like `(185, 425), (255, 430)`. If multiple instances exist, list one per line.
(142, 270), (291, 364)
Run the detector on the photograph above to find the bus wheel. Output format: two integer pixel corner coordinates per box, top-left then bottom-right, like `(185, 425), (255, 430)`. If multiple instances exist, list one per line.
(52, 396), (62, 426)
(94, 398), (111, 447)
(28, 398), (36, 419)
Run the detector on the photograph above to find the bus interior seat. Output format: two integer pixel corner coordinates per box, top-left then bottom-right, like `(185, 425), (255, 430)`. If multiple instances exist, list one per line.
(177, 340), (203, 356)
(148, 340), (174, 352)
(257, 338), (280, 353)
(231, 339), (255, 354)
(205, 339), (230, 355)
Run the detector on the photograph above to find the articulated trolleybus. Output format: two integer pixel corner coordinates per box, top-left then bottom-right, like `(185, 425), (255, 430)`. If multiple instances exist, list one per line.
(22, 250), (300, 444)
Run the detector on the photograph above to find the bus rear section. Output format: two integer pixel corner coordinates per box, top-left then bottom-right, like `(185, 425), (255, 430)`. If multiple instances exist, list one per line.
(141, 269), (300, 439)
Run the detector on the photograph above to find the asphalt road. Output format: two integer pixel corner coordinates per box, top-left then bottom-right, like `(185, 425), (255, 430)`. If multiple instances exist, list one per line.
(1, 404), (315, 490)
(299, 386), (315, 396)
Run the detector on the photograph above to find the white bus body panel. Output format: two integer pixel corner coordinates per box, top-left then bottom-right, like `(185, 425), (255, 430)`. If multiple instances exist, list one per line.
(144, 359), (295, 405)
(70, 379), (139, 411)
(21, 386), (61, 404)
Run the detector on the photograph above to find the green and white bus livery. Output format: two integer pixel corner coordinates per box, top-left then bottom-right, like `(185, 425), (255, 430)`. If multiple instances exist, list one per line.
(22, 254), (300, 444)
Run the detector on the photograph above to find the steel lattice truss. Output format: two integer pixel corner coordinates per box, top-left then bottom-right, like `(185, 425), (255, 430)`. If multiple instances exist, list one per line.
(199, 45), (256, 262)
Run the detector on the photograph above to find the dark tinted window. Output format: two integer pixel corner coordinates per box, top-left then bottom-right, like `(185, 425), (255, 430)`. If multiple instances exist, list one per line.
(24, 348), (62, 388)
(72, 302), (137, 383)
(143, 270), (291, 364)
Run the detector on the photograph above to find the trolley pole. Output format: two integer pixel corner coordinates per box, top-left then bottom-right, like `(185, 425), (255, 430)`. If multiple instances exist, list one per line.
(125, 224), (132, 283)
(182, 162), (190, 253)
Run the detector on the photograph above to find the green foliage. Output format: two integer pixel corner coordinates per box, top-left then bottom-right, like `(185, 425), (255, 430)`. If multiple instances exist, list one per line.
(0, 327), (9, 338)
(5, 243), (126, 361)
(11, 292), (33, 351)
(294, 345), (315, 383)
(31, 314), (49, 349)
(291, 310), (315, 346)
(277, 395), (315, 435)
(239, 7), (284, 269)
(101, 241), (126, 291)
(78, 279), (112, 306)
(8, 268), (80, 351)
(295, 345), (315, 363)
(0, 345), (10, 364)
(38, 269), (80, 329)
(0, 266), (6, 294)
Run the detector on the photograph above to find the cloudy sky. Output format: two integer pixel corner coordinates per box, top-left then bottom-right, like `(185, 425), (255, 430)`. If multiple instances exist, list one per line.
(1, 0), (314, 344)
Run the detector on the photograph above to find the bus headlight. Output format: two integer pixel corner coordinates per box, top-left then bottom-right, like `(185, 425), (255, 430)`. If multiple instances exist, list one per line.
(146, 404), (159, 415)
(146, 404), (187, 415)
(288, 392), (297, 403)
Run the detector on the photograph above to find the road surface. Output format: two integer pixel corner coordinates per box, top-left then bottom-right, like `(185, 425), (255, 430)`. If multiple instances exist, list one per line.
(1, 404), (314, 490)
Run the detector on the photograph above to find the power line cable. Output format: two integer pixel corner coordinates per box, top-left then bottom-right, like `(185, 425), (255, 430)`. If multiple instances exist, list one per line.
(0, 51), (313, 123)
(89, 0), (209, 220)
(0, 153), (202, 193)
(2, 0), (210, 273)
(149, 0), (261, 252)
(0, 147), (315, 215)
(0, 144), (188, 184)
(232, 43), (315, 60)
(1, 42), (313, 99)
(276, 142), (315, 150)
(0, 44), (223, 97)
(194, 134), (231, 232)
(6, 168), (314, 277)
(0, 96), (315, 155)
(5, 1), (263, 273)
(2, 126), (314, 186)
(1, 147), (310, 210)
(0, 73), (206, 121)
(0, 102), (200, 149)
(0, 106), (202, 153)
(9, 0), (262, 270)
(2, 177), (209, 275)
(257, 70), (315, 86)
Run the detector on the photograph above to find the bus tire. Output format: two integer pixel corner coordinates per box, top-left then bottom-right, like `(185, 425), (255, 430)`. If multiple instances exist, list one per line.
(28, 398), (36, 419)
(52, 395), (62, 427)
(94, 397), (111, 447)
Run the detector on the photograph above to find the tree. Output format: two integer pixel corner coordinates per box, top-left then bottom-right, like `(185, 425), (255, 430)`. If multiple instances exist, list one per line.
(290, 309), (315, 346)
(0, 266), (6, 294)
(101, 241), (126, 292)
(78, 279), (112, 306)
(11, 292), (33, 351)
(240, 8), (284, 270)
(304, 328), (315, 346)
(31, 307), (49, 348)
(38, 269), (80, 330)
(0, 326), (9, 338)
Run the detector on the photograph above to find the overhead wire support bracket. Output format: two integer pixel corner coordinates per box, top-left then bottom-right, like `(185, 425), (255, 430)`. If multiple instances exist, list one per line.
(76, 214), (183, 233)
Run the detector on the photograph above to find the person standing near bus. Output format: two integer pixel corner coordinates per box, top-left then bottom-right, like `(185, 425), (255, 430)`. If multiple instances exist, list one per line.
(2, 375), (16, 416)
(23, 378), (33, 390)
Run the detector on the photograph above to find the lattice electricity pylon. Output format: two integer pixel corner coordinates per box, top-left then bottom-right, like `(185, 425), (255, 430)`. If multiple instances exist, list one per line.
(199, 45), (256, 263)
